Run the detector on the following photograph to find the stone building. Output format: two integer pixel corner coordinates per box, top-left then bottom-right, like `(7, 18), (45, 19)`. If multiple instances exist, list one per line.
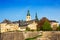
(50, 20), (59, 30)
(0, 19), (19, 33)
(28, 21), (37, 30)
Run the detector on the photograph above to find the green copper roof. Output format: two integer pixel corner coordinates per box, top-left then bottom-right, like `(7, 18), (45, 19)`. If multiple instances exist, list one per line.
(35, 12), (38, 21)
(27, 10), (30, 16)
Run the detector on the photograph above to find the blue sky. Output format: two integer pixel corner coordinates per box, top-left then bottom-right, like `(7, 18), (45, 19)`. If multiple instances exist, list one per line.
(0, 0), (60, 23)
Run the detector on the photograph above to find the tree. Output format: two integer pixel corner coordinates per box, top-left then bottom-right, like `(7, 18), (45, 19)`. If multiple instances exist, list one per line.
(19, 20), (20, 27)
(37, 17), (49, 30)
(26, 27), (30, 31)
(37, 27), (41, 31)
(57, 25), (60, 31)
(42, 20), (52, 31)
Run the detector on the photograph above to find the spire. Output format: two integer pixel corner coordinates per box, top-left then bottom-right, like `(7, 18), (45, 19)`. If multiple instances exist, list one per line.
(27, 10), (30, 16)
(26, 10), (31, 21)
(35, 12), (38, 21)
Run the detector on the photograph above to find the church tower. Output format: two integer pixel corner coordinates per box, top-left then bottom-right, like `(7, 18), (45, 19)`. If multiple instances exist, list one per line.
(26, 10), (31, 21)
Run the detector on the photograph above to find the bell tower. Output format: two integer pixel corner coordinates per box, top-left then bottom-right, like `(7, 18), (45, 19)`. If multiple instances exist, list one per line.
(26, 10), (31, 21)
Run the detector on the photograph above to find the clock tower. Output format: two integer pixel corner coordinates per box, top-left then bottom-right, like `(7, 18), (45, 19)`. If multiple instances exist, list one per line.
(26, 10), (31, 21)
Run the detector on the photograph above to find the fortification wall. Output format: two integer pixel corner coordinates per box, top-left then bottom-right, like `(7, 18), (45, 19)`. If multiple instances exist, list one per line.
(0, 31), (60, 40)
(0, 32), (25, 40)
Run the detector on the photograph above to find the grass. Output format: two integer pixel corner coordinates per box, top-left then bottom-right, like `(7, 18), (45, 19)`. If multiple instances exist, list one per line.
(25, 35), (42, 40)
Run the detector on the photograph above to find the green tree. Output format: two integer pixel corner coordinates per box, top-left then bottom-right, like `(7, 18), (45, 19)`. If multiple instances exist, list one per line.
(57, 25), (60, 31)
(37, 17), (49, 31)
(42, 20), (52, 31)
(26, 27), (30, 31)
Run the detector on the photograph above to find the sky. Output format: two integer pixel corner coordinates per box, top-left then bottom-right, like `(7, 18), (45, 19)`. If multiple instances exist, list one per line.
(0, 0), (60, 23)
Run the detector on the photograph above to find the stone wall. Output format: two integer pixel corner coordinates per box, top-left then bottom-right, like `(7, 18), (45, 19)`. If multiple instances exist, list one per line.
(23, 31), (41, 39)
(36, 31), (60, 40)
(0, 31), (60, 40)
(23, 31), (60, 40)
(0, 32), (25, 40)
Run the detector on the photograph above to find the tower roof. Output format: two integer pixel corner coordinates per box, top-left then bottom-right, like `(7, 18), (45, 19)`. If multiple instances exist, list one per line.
(27, 10), (30, 16)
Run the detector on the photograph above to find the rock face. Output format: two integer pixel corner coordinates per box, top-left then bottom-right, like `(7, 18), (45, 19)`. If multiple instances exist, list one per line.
(0, 32), (25, 40)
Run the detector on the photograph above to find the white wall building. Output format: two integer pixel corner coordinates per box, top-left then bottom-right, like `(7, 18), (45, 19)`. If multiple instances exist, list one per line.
(0, 23), (19, 33)
(28, 21), (37, 30)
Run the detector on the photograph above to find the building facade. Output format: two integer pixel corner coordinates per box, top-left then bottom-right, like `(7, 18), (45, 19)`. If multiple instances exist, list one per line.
(28, 21), (37, 30)
(0, 20), (19, 33)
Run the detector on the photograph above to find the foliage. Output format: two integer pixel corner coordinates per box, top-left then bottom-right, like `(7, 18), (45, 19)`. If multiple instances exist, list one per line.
(25, 38), (35, 40)
(37, 27), (41, 31)
(8, 30), (15, 32)
(30, 29), (35, 32)
(37, 17), (49, 30)
(42, 20), (52, 31)
(19, 20), (20, 27)
(57, 25), (60, 31)
(25, 35), (42, 40)
(26, 27), (30, 31)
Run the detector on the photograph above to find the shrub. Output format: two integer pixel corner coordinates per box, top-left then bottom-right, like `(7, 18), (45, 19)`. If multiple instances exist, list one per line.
(57, 25), (60, 31)
(26, 27), (30, 31)
(30, 29), (35, 32)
